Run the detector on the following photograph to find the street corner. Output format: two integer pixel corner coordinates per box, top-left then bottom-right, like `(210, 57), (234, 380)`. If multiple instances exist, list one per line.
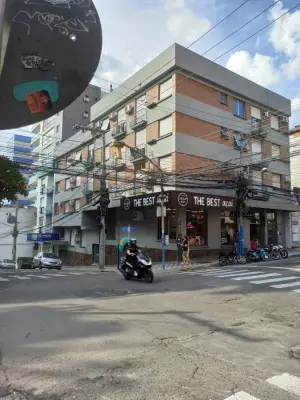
(181, 262), (218, 271)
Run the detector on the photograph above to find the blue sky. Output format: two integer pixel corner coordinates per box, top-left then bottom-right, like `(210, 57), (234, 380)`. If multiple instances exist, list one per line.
(1, 0), (300, 152)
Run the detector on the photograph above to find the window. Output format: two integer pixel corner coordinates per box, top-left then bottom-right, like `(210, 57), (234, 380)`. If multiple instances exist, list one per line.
(159, 155), (172, 172)
(65, 202), (70, 213)
(221, 211), (237, 244)
(136, 95), (146, 120)
(83, 111), (89, 118)
(252, 141), (262, 162)
(56, 125), (60, 133)
(54, 203), (59, 215)
(272, 144), (280, 157)
(76, 175), (81, 186)
(233, 98), (245, 118)
(251, 106), (261, 120)
(75, 151), (82, 162)
(83, 95), (89, 102)
(135, 162), (146, 172)
(105, 146), (110, 161)
(186, 210), (207, 246)
(66, 156), (73, 166)
(101, 118), (110, 131)
(55, 182), (60, 193)
(272, 173), (281, 189)
(159, 78), (172, 100)
(65, 178), (70, 190)
(117, 107), (126, 123)
(159, 116), (172, 137)
(271, 115), (279, 130)
(220, 92), (227, 105)
(75, 199), (81, 211)
(135, 128), (146, 147)
(157, 209), (177, 240)
(88, 143), (94, 160)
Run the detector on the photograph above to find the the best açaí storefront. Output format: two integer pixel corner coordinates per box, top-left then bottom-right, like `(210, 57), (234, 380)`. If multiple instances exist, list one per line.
(118, 190), (236, 260)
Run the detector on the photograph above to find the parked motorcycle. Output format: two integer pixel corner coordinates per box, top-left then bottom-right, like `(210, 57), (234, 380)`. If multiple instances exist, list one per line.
(265, 244), (281, 260)
(120, 252), (154, 283)
(246, 247), (270, 262)
(278, 245), (288, 259)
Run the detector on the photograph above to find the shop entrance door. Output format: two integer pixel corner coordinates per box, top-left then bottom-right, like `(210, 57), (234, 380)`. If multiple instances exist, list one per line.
(267, 212), (277, 245)
(92, 244), (99, 263)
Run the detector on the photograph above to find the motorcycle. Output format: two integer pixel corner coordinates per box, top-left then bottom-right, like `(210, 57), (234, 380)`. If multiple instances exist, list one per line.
(219, 250), (247, 266)
(278, 245), (288, 259)
(266, 244), (281, 260)
(120, 252), (154, 283)
(246, 247), (270, 262)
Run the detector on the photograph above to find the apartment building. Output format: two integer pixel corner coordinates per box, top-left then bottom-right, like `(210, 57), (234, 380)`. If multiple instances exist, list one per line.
(27, 84), (101, 238)
(7, 133), (33, 206)
(52, 43), (297, 265)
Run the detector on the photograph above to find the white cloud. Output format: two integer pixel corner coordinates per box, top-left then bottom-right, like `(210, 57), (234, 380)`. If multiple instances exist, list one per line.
(226, 51), (280, 87)
(91, 0), (211, 89)
(268, 1), (300, 80)
(290, 98), (300, 128)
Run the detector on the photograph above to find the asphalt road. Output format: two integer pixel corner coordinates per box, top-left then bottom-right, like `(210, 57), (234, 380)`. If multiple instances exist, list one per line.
(1, 261), (300, 400)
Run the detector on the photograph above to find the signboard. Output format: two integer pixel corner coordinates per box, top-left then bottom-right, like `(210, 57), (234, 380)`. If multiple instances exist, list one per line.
(27, 233), (60, 242)
(122, 192), (171, 211)
(121, 226), (136, 233)
(172, 191), (235, 210)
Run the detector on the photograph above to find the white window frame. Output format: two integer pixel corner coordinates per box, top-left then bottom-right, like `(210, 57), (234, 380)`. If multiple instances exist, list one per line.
(271, 115), (279, 130)
(159, 155), (172, 172)
(159, 78), (172, 100)
(101, 118), (110, 131)
(272, 173), (281, 189)
(251, 141), (262, 162)
(76, 175), (81, 187)
(75, 151), (82, 161)
(159, 115), (172, 137)
(272, 144), (280, 158)
(135, 129), (146, 147)
(65, 202), (70, 213)
(251, 106), (261, 120)
(65, 178), (70, 190)
(117, 107), (126, 123)
(88, 143), (94, 160)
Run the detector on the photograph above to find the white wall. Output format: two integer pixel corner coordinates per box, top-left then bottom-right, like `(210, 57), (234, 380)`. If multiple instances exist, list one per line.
(0, 206), (36, 260)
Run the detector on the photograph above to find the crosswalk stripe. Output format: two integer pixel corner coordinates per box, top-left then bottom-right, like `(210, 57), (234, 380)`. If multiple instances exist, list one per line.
(215, 271), (262, 278)
(224, 391), (260, 400)
(10, 275), (30, 280)
(266, 373), (300, 395)
(200, 269), (236, 275)
(204, 270), (248, 276)
(0, 277), (9, 281)
(67, 272), (85, 275)
(26, 275), (51, 279)
(251, 276), (299, 284)
(232, 273), (281, 281)
(271, 281), (300, 289)
(44, 273), (68, 277)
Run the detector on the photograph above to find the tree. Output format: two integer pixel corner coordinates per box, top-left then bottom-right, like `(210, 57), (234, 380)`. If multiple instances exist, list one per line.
(0, 156), (27, 205)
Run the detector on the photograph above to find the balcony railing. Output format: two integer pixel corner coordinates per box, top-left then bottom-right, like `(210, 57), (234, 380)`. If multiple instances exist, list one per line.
(111, 121), (127, 140)
(130, 143), (152, 163)
(130, 110), (147, 131)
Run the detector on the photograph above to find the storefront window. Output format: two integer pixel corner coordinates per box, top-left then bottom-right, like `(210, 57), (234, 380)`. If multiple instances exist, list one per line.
(221, 211), (237, 245)
(157, 209), (177, 240)
(186, 210), (206, 246)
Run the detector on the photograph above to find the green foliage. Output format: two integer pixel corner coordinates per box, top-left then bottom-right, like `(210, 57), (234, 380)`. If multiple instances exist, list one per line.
(0, 156), (27, 203)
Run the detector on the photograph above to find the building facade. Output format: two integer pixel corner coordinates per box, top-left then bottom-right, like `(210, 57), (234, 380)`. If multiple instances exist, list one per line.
(27, 84), (101, 237)
(51, 43), (296, 265)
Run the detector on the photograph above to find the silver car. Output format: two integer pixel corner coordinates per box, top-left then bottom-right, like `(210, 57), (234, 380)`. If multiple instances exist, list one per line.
(33, 252), (62, 270)
(0, 259), (16, 269)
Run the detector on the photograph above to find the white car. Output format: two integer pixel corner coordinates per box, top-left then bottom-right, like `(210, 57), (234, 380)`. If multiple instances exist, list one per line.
(0, 259), (16, 269)
(32, 253), (63, 270)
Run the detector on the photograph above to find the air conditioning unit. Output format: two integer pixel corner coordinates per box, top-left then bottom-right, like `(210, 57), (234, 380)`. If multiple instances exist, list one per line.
(263, 111), (270, 119)
(109, 112), (117, 121)
(133, 211), (145, 221)
(280, 116), (289, 123)
(69, 200), (75, 206)
(125, 105), (134, 115)
(220, 128), (229, 139)
(70, 177), (76, 183)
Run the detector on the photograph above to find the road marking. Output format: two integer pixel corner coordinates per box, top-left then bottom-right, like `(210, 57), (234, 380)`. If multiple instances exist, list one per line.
(266, 373), (300, 395)
(0, 277), (9, 281)
(26, 275), (51, 279)
(215, 271), (262, 278)
(10, 275), (30, 280)
(224, 391), (260, 400)
(44, 273), (68, 277)
(271, 281), (300, 289)
(67, 272), (85, 275)
(200, 269), (236, 275)
(203, 270), (248, 276)
(232, 273), (281, 281)
(251, 276), (299, 284)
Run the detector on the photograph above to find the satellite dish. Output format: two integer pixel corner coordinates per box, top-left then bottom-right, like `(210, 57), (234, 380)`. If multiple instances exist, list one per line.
(0, 0), (102, 130)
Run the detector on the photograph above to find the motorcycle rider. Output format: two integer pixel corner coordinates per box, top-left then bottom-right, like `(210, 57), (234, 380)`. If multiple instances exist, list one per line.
(126, 238), (140, 276)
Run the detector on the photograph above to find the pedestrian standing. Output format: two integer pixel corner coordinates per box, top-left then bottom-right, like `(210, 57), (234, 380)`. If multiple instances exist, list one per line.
(182, 236), (190, 265)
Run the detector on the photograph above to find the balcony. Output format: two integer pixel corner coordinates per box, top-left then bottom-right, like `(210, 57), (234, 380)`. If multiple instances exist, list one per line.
(130, 144), (149, 163)
(130, 110), (147, 131)
(112, 121), (127, 140)
(251, 118), (268, 138)
(82, 180), (94, 196)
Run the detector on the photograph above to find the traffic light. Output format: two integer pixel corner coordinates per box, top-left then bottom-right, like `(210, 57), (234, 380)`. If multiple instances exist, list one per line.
(111, 140), (124, 159)
(0, 0), (102, 130)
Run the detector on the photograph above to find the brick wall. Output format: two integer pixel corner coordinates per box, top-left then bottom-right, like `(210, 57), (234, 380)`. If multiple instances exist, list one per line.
(146, 85), (159, 105)
(262, 140), (272, 157)
(280, 145), (290, 162)
(175, 152), (217, 173)
(146, 121), (159, 142)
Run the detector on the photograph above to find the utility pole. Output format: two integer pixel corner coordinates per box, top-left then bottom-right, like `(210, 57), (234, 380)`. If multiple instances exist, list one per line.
(12, 201), (19, 266)
(74, 124), (109, 270)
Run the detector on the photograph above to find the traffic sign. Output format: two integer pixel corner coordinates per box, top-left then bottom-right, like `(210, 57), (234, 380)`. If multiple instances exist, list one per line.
(122, 226), (136, 233)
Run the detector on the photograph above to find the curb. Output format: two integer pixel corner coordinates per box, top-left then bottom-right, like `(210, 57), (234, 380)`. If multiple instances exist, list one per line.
(181, 262), (218, 271)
